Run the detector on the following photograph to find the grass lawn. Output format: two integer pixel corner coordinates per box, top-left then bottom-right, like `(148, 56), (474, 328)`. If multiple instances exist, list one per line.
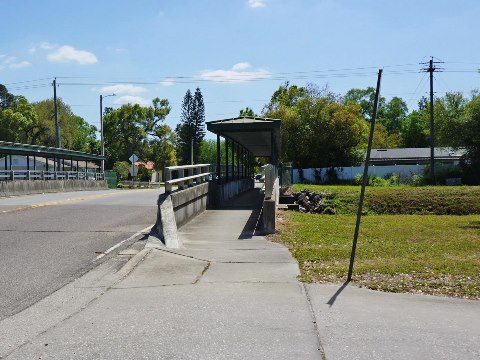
(273, 185), (480, 299)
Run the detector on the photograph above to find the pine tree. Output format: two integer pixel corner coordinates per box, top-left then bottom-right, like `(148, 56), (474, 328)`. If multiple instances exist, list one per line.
(192, 87), (206, 162)
(175, 88), (206, 164)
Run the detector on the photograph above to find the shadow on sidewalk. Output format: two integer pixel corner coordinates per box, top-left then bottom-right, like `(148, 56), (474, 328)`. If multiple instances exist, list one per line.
(216, 188), (266, 239)
(326, 280), (350, 307)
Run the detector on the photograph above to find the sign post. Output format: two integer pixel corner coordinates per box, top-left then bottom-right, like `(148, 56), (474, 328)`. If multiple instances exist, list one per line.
(129, 153), (138, 179)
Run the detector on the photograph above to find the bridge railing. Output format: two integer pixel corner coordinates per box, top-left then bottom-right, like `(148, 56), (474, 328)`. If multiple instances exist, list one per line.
(164, 164), (210, 194)
(0, 170), (104, 181)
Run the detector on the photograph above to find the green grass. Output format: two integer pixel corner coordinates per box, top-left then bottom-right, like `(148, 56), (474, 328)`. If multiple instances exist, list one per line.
(274, 211), (480, 299)
(292, 185), (480, 215)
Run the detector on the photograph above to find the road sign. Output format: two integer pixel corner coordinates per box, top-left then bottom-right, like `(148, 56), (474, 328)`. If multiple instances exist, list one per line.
(129, 153), (138, 163)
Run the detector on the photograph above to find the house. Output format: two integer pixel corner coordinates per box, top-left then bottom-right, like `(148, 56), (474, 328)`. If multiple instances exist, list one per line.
(369, 147), (465, 166)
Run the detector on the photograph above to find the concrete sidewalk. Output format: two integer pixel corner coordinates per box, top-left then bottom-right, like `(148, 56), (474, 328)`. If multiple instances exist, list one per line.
(2, 188), (479, 359)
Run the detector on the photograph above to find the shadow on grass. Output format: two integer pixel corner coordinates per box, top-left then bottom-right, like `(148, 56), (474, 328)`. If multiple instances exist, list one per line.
(326, 280), (350, 307)
(459, 221), (480, 231)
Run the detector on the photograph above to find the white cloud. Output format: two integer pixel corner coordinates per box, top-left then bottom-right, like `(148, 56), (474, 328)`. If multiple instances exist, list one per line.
(248, 0), (266, 8)
(99, 84), (146, 95)
(40, 41), (57, 50)
(28, 47), (36, 54)
(0, 56), (32, 70)
(232, 62), (251, 71)
(47, 45), (98, 65)
(160, 78), (175, 87)
(114, 48), (129, 53)
(200, 63), (271, 83)
(114, 96), (150, 106)
(9, 61), (32, 69)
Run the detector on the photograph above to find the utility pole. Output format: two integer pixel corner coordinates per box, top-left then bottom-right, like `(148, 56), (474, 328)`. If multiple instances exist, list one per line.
(421, 57), (444, 185)
(53, 78), (60, 148)
(99, 94), (116, 172)
(348, 69), (383, 282)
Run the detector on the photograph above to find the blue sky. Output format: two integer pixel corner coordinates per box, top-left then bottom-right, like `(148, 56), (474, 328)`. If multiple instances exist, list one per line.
(1, 0), (480, 139)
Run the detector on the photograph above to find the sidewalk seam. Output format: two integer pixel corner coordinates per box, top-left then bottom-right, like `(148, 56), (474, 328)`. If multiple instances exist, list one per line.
(302, 283), (327, 360)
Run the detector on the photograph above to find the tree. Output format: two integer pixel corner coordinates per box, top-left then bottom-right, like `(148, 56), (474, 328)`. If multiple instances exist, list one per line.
(457, 96), (480, 183)
(199, 139), (226, 164)
(263, 82), (309, 114)
(372, 123), (402, 148)
(264, 83), (368, 168)
(434, 92), (467, 147)
(0, 84), (15, 109)
(147, 124), (177, 171)
(380, 96), (408, 134)
(0, 95), (37, 143)
(112, 161), (130, 180)
(344, 87), (386, 121)
(239, 107), (256, 117)
(103, 98), (172, 169)
(31, 98), (98, 151)
(175, 88), (206, 164)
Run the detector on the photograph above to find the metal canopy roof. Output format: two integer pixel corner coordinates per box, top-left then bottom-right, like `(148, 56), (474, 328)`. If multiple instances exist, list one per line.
(0, 141), (105, 161)
(206, 117), (281, 158)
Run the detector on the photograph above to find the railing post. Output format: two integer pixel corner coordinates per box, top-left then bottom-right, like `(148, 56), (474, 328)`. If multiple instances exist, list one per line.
(165, 167), (172, 193)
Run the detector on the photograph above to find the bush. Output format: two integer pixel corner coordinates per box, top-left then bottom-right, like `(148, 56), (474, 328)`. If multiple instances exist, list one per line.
(112, 161), (130, 180)
(354, 173), (399, 187)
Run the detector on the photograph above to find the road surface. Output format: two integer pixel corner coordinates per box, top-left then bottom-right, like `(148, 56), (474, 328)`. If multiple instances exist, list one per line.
(0, 189), (160, 321)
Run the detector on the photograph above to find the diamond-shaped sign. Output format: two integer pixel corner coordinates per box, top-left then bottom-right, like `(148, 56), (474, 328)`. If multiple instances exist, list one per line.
(129, 153), (138, 163)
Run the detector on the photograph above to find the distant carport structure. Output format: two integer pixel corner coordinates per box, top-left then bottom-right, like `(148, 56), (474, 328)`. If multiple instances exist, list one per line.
(206, 116), (281, 182)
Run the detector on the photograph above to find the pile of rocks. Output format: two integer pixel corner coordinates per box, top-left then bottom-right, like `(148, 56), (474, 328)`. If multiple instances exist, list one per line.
(293, 190), (337, 214)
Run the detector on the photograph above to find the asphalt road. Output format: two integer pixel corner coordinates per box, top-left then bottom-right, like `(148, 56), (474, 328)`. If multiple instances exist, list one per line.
(0, 189), (161, 321)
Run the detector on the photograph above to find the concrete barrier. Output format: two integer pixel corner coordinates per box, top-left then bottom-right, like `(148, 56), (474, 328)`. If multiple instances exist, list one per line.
(208, 178), (254, 208)
(0, 180), (108, 197)
(153, 179), (254, 248)
(154, 183), (209, 248)
(262, 165), (279, 234)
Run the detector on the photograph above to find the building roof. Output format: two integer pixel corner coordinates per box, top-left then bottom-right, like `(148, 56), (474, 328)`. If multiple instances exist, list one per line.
(370, 147), (465, 162)
(206, 116), (281, 160)
(134, 161), (155, 170)
(0, 141), (104, 161)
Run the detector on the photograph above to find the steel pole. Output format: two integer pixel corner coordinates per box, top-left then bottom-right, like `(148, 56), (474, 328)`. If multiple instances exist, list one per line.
(348, 69), (383, 282)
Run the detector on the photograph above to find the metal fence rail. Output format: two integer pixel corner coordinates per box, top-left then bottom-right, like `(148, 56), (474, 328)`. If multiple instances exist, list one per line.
(164, 164), (210, 194)
(0, 170), (104, 181)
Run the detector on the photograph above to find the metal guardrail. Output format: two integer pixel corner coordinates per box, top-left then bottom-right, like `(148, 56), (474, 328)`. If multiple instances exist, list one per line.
(0, 170), (104, 181)
(164, 164), (210, 194)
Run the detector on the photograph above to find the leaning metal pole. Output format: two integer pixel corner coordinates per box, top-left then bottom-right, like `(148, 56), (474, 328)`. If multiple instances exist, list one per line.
(347, 69), (383, 282)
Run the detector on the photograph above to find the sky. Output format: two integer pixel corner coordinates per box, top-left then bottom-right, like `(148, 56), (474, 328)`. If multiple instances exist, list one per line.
(1, 0), (480, 140)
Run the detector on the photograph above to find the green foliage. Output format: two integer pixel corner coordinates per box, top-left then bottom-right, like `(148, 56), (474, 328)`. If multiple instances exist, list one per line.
(32, 98), (98, 151)
(458, 96), (480, 184)
(264, 83), (368, 168)
(199, 139), (226, 164)
(112, 161), (130, 180)
(0, 95), (38, 143)
(239, 107), (256, 117)
(136, 164), (151, 181)
(343, 87), (386, 121)
(175, 88), (206, 165)
(354, 173), (399, 187)
(147, 124), (177, 171)
(103, 97), (172, 168)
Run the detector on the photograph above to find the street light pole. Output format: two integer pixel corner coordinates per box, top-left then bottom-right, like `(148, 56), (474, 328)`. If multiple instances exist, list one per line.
(99, 93), (115, 172)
